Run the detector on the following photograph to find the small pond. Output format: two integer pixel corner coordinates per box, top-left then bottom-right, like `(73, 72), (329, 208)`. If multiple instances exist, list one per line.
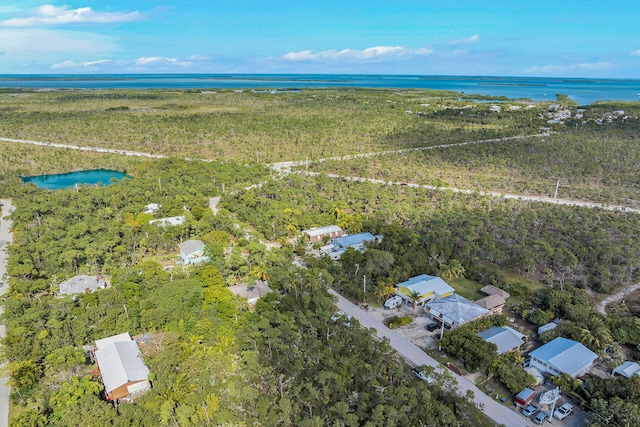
(21, 169), (130, 190)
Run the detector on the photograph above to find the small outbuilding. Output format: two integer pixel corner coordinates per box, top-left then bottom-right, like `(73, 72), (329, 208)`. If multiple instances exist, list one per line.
(529, 337), (598, 378)
(613, 361), (640, 378)
(150, 216), (185, 227)
(475, 294), (507, 315)
(58, 275), (106, 296)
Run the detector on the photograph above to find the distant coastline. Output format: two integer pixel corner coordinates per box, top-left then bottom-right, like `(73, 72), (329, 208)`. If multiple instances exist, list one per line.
(0, 74), (639, 104)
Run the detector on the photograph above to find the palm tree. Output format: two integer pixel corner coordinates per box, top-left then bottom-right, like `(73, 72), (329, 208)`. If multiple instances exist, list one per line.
(440, 259), (465, 281)
(377, 285), (396, 302)
(409, 290), (422, 310)
(577, 315), (612, 352)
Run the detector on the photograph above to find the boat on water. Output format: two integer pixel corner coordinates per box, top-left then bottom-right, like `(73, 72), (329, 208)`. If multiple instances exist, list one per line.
(538, 389), (561, 405)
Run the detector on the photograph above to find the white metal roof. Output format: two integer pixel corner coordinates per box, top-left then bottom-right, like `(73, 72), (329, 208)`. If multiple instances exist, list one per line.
(179, 239), (205, 255)
(477, 326), (526, 354)
(426, 294), (489, 326)
(59, 275), (105, 295)
(613, 361), (640, 378)
(95, 340), (149, 393)
(530, 337), (597, 376)
(95, 332), (132, 350)
(302, 225), (342, 237)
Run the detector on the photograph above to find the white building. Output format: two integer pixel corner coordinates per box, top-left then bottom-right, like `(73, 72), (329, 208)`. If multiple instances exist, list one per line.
(528, 337), (597, 378)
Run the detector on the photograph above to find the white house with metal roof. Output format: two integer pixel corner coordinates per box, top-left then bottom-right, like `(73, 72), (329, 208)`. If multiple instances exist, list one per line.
(477, 326), (527, 354)
(320, 232), (383, 260)
(94, 333), (151, 401)
(394, 274), (454, 306)
(425, 294), (489, 328)
(150, 215), (185, 227)
(528, 337), (598, 378)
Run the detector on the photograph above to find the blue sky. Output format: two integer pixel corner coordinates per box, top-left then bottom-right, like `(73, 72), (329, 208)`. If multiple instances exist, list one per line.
(0, 1), (638, 77)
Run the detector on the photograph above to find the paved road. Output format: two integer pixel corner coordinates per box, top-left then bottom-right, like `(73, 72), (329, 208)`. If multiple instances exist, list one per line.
(329, 289), (529, 427)
(595, 282), (640, 315)
(0, 200), (14, 427)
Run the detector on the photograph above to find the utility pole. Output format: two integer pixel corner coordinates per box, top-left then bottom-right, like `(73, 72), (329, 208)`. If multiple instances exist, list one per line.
(554, 180), (560, 200)
(439, 320), (445, 351)
(363, 275), (366, 302)
(158, 177), (162, 192)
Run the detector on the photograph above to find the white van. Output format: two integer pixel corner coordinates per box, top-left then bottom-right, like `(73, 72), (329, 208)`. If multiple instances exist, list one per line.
(384, 295), (403, 309)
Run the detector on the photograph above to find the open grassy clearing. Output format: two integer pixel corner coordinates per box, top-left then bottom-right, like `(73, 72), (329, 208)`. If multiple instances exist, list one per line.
(0, 88), (544, 162)
(304, 128), (640, 208)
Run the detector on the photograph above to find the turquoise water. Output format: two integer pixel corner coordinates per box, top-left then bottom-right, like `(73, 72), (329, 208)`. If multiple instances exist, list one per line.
(0, 74), (639, 105)
(21, 169), (130, 190)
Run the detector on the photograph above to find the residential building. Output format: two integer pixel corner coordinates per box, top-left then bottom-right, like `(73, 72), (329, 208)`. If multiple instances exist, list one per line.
(394, 274), (454, 306)
(612, 361), (640, 378)
(475, 294), (506, 315)
(302, 225), (344, 243)
(425, 294), (489, 328)
(93, 333), (151, 401)
(143, 203), (160, 214)
(178, 239), (208, 265)
(479, 285), (510, 300)
(228, 280), (274, 309)
(150, 216), (185, 227)
(320, 232), (383, 260)
(58, 275), (106, 296)
(538, 320), (560, 335)
(477, 326), (527, 354)
(528, 337), (598, 378)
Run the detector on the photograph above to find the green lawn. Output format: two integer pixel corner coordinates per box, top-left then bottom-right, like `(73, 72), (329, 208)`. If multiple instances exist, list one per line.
(449, 278), (485, 300)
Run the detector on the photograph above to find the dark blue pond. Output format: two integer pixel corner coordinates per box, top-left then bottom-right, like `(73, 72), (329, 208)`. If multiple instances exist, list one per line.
(21, 169), (130, 190)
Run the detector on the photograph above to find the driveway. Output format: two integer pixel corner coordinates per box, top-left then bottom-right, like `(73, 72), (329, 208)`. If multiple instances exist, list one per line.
(0, 199), (14, 427)
(329, 288), (530, 427)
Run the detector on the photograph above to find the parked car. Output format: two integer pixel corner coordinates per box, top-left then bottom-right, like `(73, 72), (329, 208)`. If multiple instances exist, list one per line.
(331, 311), (345, 322)
(554, 403), (574, 420)
(425, 322), (439, 332)
(411, 366), (434, 383)
(331, 311), (352, 327)
(532, 411), (549, 425)
(384, 295), (403, 309)
(521, 404), (539, 417)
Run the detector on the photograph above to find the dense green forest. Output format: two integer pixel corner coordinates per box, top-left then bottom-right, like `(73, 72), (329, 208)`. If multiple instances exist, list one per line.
(1, 89), (640, 426)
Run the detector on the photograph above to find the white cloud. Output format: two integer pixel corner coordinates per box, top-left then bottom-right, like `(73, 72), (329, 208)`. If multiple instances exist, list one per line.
(446, 35), (479, 45)
(631, 50), (640, 56)
(0, 4), (143, 27)
(134, 56), (192, 67)
(282, 46), (432, 62)
(51, 59), (111, 69)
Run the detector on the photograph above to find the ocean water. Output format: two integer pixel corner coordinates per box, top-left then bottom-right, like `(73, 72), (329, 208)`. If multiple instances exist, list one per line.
(21, 169), (130, 190)
(1, 74), (639, 105)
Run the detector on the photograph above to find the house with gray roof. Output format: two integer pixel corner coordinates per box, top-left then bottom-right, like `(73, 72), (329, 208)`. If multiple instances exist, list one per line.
(150, 216), (185, 227)
(477, 326), (527, 355)
(93, 333), (150, 401)
(394, 274), (454, 306)
(320, 232), (383, 260)
(425, 294), (489, 329)
(529, 337), (598, 378)
(58, 275), (106, 296)
(228, 280), (274, 309)
(178, 239), (208, 265)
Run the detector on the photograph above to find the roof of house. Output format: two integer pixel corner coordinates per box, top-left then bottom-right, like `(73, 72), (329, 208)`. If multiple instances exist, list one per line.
(59, 275), (106, 295)
(95, 332), (132, 350)
(149, 216), (185, 226)
(613, 361), (640, 378)
(395, 274), (454, 299)
(302, 225), (342, 237)
(94, 333), (149, 394)
(477, 326), (526, 354)
(538, 321), (559, 335)
(227, 280), (274, 300)
(143, 203), (160, 214)
(332, 232), (376, 248)
(475, 294), (506, 310)
(480, 285), (510, 299)
(529, 337), (598, 375)
(426, 294), (489, 326)
(179, 239), (205, 255)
